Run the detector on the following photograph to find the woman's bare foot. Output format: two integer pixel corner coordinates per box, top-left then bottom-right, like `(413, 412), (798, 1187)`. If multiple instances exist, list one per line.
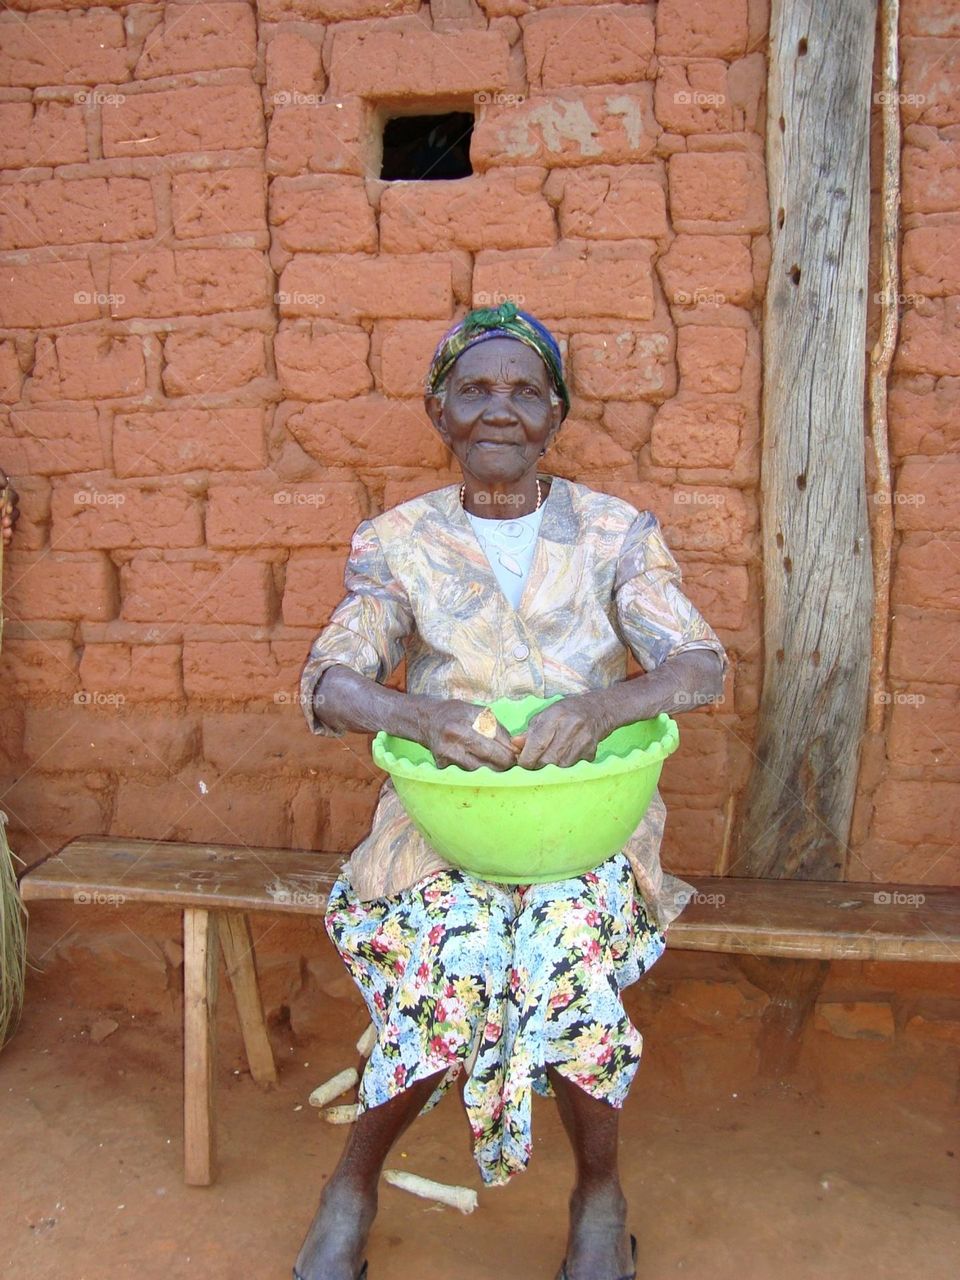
(558, 1182), (633, 1280)
(294, 1175), (377, 1280)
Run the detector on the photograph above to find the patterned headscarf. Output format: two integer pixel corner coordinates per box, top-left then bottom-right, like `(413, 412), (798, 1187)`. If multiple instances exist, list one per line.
(425, 302), (571, 419)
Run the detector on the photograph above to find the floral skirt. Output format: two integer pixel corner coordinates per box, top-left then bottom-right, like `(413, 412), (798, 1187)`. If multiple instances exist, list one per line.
(324, 851), (667, 1187)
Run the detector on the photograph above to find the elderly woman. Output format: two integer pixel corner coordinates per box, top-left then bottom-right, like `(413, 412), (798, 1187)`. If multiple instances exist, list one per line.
(294, 304), (728, 1280)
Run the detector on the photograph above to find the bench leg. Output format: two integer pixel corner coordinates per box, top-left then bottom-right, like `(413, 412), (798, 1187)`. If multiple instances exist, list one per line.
(183, 907), (219, 1186)
(220, 910), (278, 1088)
(732, 954), (829, 1079)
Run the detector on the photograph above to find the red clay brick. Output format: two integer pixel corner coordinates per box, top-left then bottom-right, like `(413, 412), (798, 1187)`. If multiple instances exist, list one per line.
(4, 551), (117, 624)
(2, 773), (105, 844)
(903, 127), (960, 213)
(0, 635), (78, 697)
(328, 27), (510, 98)
(51, 483), (204, 551)
(274, 325), (372, 400)
(108, 248), (271, 320)
(270, 177), (376, 253)
(0, 259), (99, 328)
(113, 406), (267, 478)
(657, 234), (756, 308)
(892, 534), (960, 610)
(656, 0), (749, 58)
(889, 613), (960, 684)
(893, 457), (960, 530)
(895, 299), (960, 376)
(523, 6), (655, 88)
(651, 399), (742, 468)
(549, 167), (668, 239)
(259, 0), (419, 15)
(887, 688), (960, 769)
(682, 562), (749, 630)
(901, 38), (960, 127)
(121, 554), (276, 626)
(182, 639), (303, 700)
(902, 1), (960, 37)
(134, 3), (256, 78)
(27, 333), (145, 402)
(570, 330), (675, 400)
(654, 61), (737, 134)
(872, 779), (960, 845)
(23, 706), (199, 772)
(161, 328), (267, 396)
(266, 98), (368, 178)
(902, 225), (960, 296)
(265, 31), (325, 102)
(0, 100), (87, 170)
(285, 398), (447, 469)
(112, 774), (290, 848)
(548, 417), (632, 473)
(277, 254), (453, 321)
(200, 709), (369, 778)
(102, 84), (264, 159)
(0, 177), (156, 250)
(474, 243), (656, 319)
(676, 325), (748, 392)
(282, 552), (350, 627)
(206, 481), (365, 549)
(0, 11), (128, 87)
(171, 169), (267, 240)
(376, 321), (450, 397)
(472, 86), (658, 170)
(380, 170), (555, 253)
(79, 643), (183, 703)
(6, 408), (104, 475)
(0, 341), (22, 403)
(1, 478), (48, 551)
(668, 150), (767, 233)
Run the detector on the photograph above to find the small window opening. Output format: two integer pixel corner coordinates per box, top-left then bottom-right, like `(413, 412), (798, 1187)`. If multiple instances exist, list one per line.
(380, 111), (474, 181)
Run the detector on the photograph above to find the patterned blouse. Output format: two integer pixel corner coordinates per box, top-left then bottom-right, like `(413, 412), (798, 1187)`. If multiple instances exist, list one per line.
(299, 475), (729, 930)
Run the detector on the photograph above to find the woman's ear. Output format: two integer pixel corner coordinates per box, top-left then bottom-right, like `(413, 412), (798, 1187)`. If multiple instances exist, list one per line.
(424, 393), (446, 439)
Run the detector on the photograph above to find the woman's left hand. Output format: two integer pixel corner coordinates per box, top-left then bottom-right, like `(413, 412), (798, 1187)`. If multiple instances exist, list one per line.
(514, 694), (612, 769)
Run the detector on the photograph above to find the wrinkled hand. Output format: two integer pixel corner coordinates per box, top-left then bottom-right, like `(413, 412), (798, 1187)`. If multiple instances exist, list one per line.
(418, 698), (521, 772)
(515, 695), (611, 769)
(0, 473), (19, 548)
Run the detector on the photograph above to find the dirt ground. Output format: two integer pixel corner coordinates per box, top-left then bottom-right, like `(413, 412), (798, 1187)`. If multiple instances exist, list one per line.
(2, 939), (958, 1280)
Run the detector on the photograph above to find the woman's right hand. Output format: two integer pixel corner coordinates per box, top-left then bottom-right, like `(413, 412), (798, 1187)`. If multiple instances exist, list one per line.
(415, 698), (520, 772)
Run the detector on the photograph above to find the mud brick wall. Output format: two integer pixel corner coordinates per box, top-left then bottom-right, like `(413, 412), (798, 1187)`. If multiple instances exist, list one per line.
(0, 0), (957, 917)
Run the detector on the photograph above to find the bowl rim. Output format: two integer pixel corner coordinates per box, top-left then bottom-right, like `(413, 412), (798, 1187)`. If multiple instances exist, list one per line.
(372, 706), (680, 788)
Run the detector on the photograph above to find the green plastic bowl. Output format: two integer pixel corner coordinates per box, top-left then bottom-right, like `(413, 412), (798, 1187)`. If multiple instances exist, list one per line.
(371, 694), (680, 883)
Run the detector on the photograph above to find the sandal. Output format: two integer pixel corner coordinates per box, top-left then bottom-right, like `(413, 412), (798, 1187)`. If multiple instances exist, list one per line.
(559, 1233), (637, 1280)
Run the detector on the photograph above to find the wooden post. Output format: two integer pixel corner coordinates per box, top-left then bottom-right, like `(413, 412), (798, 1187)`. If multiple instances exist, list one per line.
(220, 911), (278, 1087)
(732, 954), (829, 1078)
(183, 907), (219, 1186)
(735, 0), (877, 880)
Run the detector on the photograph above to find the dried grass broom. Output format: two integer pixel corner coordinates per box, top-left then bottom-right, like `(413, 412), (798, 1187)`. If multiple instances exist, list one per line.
(0, 484), (28, 1049)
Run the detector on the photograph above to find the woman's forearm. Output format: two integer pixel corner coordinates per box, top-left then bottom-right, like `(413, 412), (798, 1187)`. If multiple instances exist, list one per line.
(579, 649), (725, 736)
(311, 664), (433, 742)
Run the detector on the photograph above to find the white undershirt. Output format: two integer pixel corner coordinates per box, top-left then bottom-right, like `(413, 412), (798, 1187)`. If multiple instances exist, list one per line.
(465, 504), (546, 610)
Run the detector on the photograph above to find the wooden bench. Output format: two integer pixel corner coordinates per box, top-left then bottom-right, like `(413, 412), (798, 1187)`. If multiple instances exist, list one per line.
(19, 836), (960, 1186)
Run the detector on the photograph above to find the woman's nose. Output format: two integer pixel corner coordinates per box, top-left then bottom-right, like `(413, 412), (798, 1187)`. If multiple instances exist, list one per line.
(481, 392), (519, 423)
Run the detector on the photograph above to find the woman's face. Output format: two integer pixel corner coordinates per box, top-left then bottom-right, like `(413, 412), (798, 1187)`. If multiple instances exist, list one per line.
(425, 338), (563, 486)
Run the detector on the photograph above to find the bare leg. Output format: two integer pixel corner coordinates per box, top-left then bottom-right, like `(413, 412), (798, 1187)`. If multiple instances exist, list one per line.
(294, 1069), (445, 1280)
(548, 1066), (633, 1280)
